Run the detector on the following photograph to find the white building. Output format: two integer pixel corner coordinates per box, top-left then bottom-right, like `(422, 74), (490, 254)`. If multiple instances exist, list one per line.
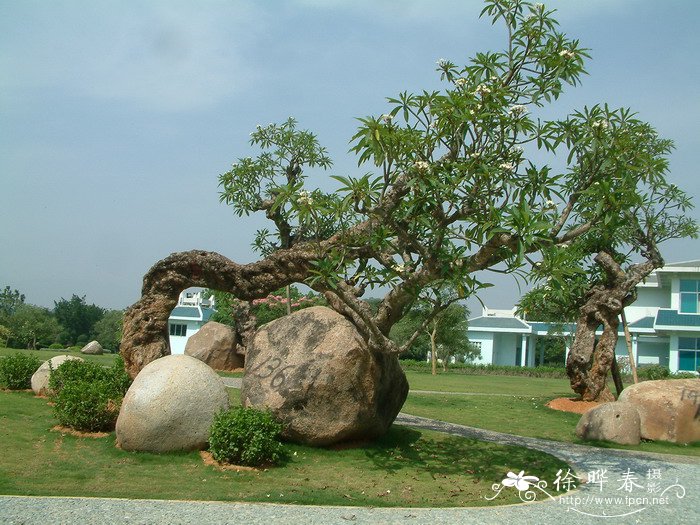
(167, 289), (216, 354)
(467, 260), (700, 374)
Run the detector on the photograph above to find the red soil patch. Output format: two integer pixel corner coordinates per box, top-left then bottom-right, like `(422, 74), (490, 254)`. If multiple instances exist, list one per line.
(51, 425), (110, 438)
(546, 397), (607, 414)
(199, 451), (261, 472)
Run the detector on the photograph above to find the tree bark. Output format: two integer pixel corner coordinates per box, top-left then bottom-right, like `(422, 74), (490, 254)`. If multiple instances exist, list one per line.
(430, 325), (438, 376)
(566, 250), (662, 402)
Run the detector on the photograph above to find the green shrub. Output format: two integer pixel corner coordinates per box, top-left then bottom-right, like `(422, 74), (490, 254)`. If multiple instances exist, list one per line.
(48, 343), (64, 350)
(209, 407), (285, 467)
(53, 381), (121, 432)
(671, 372), (698, 379)
(399, 360), (568, 378)
(48, 357), (132, 431)
(0, 353), (41, 389)
(639, 364), (671, 381)
(48, 357), (131, 398)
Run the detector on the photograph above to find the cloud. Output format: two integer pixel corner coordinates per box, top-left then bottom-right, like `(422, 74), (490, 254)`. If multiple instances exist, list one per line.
(0, 1), (266, 112)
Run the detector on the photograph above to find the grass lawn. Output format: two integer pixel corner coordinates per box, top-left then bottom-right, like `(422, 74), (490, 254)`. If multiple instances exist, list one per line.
(0, 390), (572, 507)
(0, 346), (118, 366)
(401, 371), (700, 458)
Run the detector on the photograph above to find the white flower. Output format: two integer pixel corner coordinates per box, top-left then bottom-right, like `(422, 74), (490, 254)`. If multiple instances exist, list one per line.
(559, 49), (576, 60)
(510, 146), (524, 156)
(297, 190), (314, 206)
(469, 151), (481, 159)
(502, 471), (540, 492)
(534, 3), (544, 10)
(380, 113), (393, 124)
(508, 104), (528, 117)
(394, 263), (407, 273)
(592, 119), (609, 131)
(474, 84), (491, 97)
(499, 162), (514, 171)
(545, 199), (557, 209)
(414, 160), (430, 171)
(436, 58), (448, 67)
(455, 77), (468, 87)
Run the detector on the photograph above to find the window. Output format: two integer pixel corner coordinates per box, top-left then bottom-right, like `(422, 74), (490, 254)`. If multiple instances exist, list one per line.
(680, 280), (700, 313)
(678, 337), (700, 372)
(169, 323), (187, 337)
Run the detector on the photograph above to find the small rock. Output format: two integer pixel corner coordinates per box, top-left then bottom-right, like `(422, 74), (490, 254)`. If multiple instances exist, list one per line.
(31, 355), (84, 395)
(80, 341), (104, 355)
(184, 322), (243, 371)
(575, 401), (641, 445)
(116, 355), (229, 452)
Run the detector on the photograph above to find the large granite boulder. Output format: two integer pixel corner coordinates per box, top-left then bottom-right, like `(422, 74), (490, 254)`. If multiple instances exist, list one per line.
(242, 306), (409, 446)
(31, 355), (84, 395)
(618, 379), (700, 444)
(80, 341), (104, 355)
(575, 402), (641, 445)
(116, 355), (229, 452)
(184, 322), (243, 371)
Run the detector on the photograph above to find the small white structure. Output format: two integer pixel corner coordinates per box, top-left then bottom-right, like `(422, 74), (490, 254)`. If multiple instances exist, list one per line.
(467, 260), (700, 374)
(167, 289), (216, 354)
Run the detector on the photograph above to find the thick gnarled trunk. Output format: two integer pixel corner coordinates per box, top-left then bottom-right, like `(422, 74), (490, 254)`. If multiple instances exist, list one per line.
(566, 250), (662, 402)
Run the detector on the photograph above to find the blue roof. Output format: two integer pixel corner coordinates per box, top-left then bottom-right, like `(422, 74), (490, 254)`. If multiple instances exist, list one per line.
(529, 322), (577, 334)
(202, 308), (216, 322)
(628, 316), (655, 329)
(655, 309), (700, 329)
(469, 316), (530, 331)
(170, 306), (199, 318)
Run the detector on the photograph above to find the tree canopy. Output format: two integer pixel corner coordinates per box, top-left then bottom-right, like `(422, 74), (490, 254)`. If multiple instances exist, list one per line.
(120, 0), (697, 376)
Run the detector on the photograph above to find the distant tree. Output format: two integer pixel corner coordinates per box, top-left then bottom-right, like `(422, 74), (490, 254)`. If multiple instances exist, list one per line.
(0, 286), (25, 319)
(53, 295), (105, 346)
(92, 310), (124, 352)
(6, 304), (61, 349)
(0, 325), (11, 348)
(391, 299), (474, 373)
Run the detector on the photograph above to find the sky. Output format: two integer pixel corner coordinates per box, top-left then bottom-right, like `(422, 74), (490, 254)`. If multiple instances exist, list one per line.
(1, 0), (699, 315)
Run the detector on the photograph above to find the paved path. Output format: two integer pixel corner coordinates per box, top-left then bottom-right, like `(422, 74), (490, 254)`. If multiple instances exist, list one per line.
(2, 413), (697, 525)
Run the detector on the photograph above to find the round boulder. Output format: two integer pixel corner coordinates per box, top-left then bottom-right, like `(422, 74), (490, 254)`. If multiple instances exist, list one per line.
(618, 379), (700, 444)
(242, 306), (409, 446)
(31, 355), (84, 395)
(116, 355), (229, 452)
(184, 321), (243, 371)
(80, 341), (104, 355)
(575, 401), (641, 445)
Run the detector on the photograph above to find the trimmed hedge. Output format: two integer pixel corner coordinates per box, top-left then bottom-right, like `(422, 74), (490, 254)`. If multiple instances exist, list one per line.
(399, 360), (568, 378)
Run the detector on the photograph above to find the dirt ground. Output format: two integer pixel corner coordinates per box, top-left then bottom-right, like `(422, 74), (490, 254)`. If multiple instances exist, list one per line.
(546, 397), (607, 414)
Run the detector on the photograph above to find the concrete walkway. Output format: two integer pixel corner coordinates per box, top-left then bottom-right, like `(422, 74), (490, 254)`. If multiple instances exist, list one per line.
(1, 413), (697, 525)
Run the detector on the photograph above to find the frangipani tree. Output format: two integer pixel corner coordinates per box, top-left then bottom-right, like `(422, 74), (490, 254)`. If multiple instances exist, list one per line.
(119, 1), (690, 383)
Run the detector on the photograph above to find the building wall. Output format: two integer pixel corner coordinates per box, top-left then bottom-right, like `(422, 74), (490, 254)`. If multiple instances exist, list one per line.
(469, 332), (494, 365)
(625, 286), (670, 323)
(168, 320), (202, 355)
(636, 339), (670, 367)
(493, 333), (519, 366)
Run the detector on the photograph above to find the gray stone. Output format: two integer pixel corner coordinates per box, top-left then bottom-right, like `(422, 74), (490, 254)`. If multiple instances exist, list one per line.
(618, 379), (700, 444)
(115, 355), (229, 452)
(80, 341), (104, 355)
(575, 401), (641, 445)
(242, 306), (409, 446)
(184, 322), (243, 371)
(31, 355), (84, 395)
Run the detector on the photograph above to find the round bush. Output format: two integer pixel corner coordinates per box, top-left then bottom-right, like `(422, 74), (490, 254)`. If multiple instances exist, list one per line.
(0, 353), (41, 390)
(48, 357), (131, 398)
(48, 343), (64, 350)
(209, 407), (285, 467)
(53, 381), (121, 432)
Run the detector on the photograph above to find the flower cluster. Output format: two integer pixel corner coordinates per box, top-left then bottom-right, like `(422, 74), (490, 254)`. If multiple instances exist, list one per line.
(559, 49), (576, 60)
(474, 84), (492, 97)
(508, 104), (528, 117)
(414, 160), (430, 171)
(499, 162), (515, 172)
(592, 119), (610, 131)
(297, 190), (314, 206)
(454, 77), (468, 87)
(380, 113), (393, 124)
